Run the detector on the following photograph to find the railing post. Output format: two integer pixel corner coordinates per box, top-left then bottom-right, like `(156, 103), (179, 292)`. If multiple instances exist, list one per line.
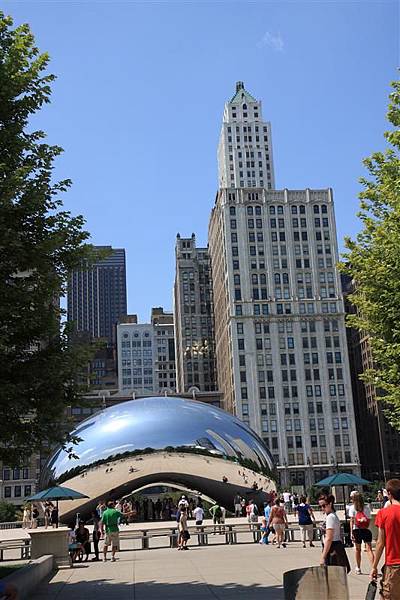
(141, 530), (149, 550)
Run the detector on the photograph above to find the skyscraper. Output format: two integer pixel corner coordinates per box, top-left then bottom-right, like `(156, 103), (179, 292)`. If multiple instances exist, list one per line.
(173, 234), (217, 393)
(67, 246), (127, 343)
(208, 83), (359, 488)
(217, 81), (275, 190)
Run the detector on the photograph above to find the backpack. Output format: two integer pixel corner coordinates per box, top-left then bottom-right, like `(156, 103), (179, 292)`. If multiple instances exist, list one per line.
(355, 510), (370, 529)
(214, 506), (222, 518)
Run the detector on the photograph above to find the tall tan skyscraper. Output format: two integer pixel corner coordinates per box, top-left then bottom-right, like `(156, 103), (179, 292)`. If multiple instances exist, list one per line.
(208, 83), (359, 488)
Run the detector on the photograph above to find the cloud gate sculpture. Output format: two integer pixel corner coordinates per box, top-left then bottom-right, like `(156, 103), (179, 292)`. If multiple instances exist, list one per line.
(40, 397), (276, 521)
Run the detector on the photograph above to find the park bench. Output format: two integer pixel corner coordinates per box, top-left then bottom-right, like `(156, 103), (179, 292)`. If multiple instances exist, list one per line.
(0, 539), (31, 561)
(119, 526), (179, 550)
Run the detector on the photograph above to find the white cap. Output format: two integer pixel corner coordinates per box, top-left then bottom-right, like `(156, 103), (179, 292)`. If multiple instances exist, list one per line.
(350, 490), (358, 497)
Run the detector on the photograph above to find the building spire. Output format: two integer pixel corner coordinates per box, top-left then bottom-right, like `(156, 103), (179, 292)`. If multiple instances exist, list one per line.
(229, 81), (257, 104)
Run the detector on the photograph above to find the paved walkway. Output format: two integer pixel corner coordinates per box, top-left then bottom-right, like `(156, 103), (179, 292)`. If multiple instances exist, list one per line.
(30, 541), (375, 600)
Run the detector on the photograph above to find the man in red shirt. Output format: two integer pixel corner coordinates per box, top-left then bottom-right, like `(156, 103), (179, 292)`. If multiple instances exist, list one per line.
(371, 479), (400, 599)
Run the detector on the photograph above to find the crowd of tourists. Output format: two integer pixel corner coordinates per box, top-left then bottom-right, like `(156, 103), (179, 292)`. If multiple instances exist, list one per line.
(21, 501), (58, 529)
(43, 478), (400, 599)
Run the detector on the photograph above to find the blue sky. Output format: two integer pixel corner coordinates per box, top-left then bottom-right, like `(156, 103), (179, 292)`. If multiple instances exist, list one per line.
(4, 0), (399, 321)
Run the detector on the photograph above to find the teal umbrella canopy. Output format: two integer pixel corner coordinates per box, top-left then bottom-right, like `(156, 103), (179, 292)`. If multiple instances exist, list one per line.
(27, 485), (89, 502)
(315, 473), (370, 487)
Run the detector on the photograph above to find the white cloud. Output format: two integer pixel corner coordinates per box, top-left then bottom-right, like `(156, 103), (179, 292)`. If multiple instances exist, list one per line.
(257, 31), (284, 52)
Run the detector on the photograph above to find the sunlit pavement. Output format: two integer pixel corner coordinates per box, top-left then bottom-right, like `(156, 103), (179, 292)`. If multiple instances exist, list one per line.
(30, 539), (378, 600)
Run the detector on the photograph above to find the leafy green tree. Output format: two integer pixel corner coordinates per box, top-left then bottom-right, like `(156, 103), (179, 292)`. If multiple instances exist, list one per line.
(0, 12), (94, 465)
(0, 501), (18, 523)
(342, 79), (400, 428)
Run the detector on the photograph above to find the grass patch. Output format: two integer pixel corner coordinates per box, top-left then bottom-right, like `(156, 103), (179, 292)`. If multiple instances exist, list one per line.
(0, 565), (24, 579)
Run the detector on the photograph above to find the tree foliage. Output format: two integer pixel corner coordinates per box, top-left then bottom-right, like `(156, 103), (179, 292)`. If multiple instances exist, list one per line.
(0, 501), (18, 523)
(0, 13), (94, 465)
(342, 79), (400, 428)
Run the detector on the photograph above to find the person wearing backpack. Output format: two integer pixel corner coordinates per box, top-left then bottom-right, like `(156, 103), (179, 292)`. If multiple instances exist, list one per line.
(348, 492), (374, 574)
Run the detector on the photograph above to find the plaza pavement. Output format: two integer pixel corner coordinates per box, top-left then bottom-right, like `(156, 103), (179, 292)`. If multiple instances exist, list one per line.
(29, 537), (377, 600)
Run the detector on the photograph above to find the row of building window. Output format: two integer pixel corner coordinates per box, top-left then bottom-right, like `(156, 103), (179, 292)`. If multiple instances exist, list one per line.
(2, 468), (30, 481)
(3, 485), (32, 498)
(229, 204), (328, 216)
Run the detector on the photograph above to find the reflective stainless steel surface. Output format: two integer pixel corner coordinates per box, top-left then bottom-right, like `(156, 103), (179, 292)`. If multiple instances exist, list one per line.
(41, 397), (276, 520)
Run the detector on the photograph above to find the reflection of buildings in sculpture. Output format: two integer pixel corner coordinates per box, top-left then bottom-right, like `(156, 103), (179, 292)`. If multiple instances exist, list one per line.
(40, 397), (275, 520)
(342, 274), (400, 479)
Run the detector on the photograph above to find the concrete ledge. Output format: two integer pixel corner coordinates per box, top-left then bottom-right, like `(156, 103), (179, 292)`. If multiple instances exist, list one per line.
(1, 555), (54, 600)
(283, 565), (349, 600)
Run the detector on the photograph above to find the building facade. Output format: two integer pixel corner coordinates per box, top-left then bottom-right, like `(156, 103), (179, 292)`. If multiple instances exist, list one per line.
(208, 83), (360, 487)
(117, 320), (156, 396)
(217, 81), (275, 190)
(117, 309), (177, 396)
(68, 246), (127, 344)
(151, 307), (177, 393)
(174, 234), (217, 394)
(0, 455), (39, 506)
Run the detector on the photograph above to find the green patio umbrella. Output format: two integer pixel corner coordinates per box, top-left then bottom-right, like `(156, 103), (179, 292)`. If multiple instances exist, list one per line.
(315, 472), (371, 528)
(27, 485), (89, 527)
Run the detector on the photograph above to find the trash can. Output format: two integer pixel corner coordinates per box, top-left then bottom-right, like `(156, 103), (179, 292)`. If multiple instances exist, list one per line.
(283, 565), (349, 599)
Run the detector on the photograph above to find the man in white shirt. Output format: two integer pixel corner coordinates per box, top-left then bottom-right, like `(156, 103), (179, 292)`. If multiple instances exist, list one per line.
(283, 491), (291, 513)
(193, 505), (204, 525)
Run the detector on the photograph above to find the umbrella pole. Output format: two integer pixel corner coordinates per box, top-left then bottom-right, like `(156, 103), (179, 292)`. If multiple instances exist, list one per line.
(57, 500), (59, 528)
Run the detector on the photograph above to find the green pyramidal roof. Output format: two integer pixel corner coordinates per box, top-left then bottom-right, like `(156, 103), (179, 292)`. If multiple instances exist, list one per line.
(229, 81), (257, 104)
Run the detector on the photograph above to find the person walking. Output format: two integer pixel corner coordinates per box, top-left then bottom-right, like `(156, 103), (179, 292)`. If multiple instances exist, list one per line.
(209, 502), (223, 534)
(177, 506), (190, 550)
(22, 505), (31, 529)
(259, 514), (269, 545)
(268, 498), (288, 549)
(31, 504), (39, 528)
(318, 494), (350, 572)
(91, 510), (101, 561)
(101, 500), (135, 562)
(50, 504), (59, 528)
(348, 492), (374, 574)
(234, 493), (242, 517)
(283, 490), (291, 514)
(371, 479), (400, 598)
(294, 495), (316, 548)
(44, 502), (52, 529)
(220, 505), (226, 533)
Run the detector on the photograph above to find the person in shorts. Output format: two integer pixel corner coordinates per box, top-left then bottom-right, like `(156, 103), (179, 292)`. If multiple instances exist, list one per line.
(371, 479), (400, 599)
(268, 498), (288, 549)
(193, 503), (204, 526)
(209, 503), (222, 534)
(101, 500), (135, 562)
(348, 492), (374, 574)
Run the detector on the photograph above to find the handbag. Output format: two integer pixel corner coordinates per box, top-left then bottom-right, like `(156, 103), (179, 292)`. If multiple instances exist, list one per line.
(327, 541), (351, 573)
(183, 530), (191, 541)
(365, 580), (377, 600)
